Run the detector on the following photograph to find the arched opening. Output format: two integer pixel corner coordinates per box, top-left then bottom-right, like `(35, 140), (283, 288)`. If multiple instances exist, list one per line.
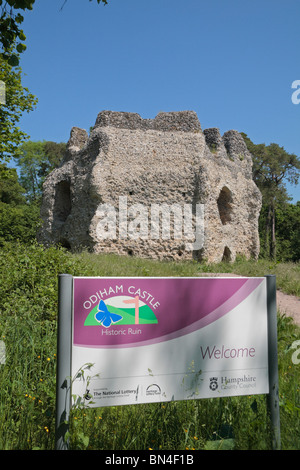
(59, 238), (71, 250)
(53, 180), (71, 224)
(222, 246), (232, 262)
(217, 186), (233, 225)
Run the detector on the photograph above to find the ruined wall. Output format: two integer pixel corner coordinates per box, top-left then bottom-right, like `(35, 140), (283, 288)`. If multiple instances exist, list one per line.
(38, 110), (262, 263)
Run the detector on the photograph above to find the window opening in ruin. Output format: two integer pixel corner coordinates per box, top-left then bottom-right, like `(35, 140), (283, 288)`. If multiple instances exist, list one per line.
(217, 186), (233, 225)
(222, 246), (232, 262)
(53, 181), (71, 224)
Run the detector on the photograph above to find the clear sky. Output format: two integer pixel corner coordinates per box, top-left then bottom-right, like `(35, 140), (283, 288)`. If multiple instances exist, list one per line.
(17, 0), (300, 202)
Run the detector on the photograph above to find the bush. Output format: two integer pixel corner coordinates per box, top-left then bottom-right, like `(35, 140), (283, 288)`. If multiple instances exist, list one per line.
(0, 202), (41, 245)
(0, 241), (91, 449)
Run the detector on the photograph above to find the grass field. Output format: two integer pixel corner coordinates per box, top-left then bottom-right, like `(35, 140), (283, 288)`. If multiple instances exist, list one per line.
(0, 242), (299, 450)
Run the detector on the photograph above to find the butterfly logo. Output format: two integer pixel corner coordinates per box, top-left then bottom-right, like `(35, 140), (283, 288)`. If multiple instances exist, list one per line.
(95, 299), (123, 328)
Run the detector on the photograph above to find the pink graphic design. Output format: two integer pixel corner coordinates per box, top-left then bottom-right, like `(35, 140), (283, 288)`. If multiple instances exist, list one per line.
(123, 295), (140, 324)
(73, 277), (264, 348)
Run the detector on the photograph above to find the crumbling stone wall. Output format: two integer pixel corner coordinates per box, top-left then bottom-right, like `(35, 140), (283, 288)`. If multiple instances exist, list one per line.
(38, 110), (262, 263)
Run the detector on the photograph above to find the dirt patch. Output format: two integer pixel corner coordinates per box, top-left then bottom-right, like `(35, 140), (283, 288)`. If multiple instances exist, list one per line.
(199, 273), (300, 326)
(276, 290), (300, 326)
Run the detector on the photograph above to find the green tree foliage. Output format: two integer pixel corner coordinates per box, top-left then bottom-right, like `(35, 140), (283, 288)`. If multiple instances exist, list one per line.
(258, 202), (300, 261)
(15, 140), (66, 201)
(0, 200), (40, 244)
(0, 161), (24, 203)
(275, 202), (300, 261)
(0, 162), (41, 244)
(242, 133), (300, 260)
(0, 53), (37, 161)
(0, 0), (33, 66)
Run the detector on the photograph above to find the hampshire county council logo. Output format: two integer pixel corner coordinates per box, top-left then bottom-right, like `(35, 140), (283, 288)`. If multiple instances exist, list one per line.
(209, 377), (218, 391)
(84, 296), (158, 328)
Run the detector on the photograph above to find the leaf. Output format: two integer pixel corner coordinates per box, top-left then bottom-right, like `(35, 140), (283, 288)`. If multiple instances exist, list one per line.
(7, 54), (19, 67)
(78, 432), (89, 448)
(16, 43), (27, 53)
(18, 31), (26, 40)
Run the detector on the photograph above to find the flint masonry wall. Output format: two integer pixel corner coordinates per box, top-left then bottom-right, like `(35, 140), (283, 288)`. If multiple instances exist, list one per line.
(38, 110), (262, 263)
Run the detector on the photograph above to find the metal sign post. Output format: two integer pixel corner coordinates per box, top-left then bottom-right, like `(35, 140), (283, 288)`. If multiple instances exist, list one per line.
(55, 274), (73, 450)
(265, 275), (281, 450)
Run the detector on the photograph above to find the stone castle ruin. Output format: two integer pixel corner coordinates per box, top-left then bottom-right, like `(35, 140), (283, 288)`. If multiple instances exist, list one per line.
(38, 110), (262, 263)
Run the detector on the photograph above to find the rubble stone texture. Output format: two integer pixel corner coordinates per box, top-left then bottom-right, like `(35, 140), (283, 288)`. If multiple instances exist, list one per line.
(38, 110), (262, 263)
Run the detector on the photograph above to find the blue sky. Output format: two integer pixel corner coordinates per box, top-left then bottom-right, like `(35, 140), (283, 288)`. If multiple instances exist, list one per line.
(17, 0), (300, 202)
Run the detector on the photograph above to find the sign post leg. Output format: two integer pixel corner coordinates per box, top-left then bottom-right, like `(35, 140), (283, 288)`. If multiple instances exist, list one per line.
(265, 274), (281, 450)
(55, 274), (73, 450)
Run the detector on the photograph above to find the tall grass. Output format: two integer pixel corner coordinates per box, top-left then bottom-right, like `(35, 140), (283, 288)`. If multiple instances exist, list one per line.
(75, 250), (300, 296)
(0, 242), (299, 449)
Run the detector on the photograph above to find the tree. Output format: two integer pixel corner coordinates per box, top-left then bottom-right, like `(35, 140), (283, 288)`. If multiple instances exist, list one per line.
(0, 0), (33, 66)
(242, 133), (300, 260)
(0, 162), (25, 204)
(0, 162), (41, 244)
(275, 202), (300, 261)
(15, 140), (66, 201)
(42, 140), (67, 176)
(0, 52), (37, 161)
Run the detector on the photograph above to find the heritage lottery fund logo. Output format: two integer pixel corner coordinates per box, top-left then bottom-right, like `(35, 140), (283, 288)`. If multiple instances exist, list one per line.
(95, 196), (205, 251)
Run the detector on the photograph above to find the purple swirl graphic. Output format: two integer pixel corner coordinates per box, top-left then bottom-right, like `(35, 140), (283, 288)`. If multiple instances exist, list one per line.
(73, 277), (264, 348)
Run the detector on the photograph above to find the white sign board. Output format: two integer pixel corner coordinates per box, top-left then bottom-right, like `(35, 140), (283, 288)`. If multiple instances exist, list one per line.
(71, 277), (269, 407)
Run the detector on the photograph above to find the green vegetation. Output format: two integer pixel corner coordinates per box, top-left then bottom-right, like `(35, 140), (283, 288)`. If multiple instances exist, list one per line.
(0, 53), (37, 161)
(242, 133), (300, 261)
(0, 242), (299, 450)
(76, 250), (300, 296)
(13, 140), (67, 202)
(0, 163), (41, 244)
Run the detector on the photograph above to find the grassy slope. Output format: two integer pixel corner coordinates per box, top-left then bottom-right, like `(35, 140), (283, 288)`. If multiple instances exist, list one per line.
(75, 251), (300, 296)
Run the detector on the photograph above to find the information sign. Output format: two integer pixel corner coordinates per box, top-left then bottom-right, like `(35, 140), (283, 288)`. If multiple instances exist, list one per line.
(71, 277), (269, 407)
